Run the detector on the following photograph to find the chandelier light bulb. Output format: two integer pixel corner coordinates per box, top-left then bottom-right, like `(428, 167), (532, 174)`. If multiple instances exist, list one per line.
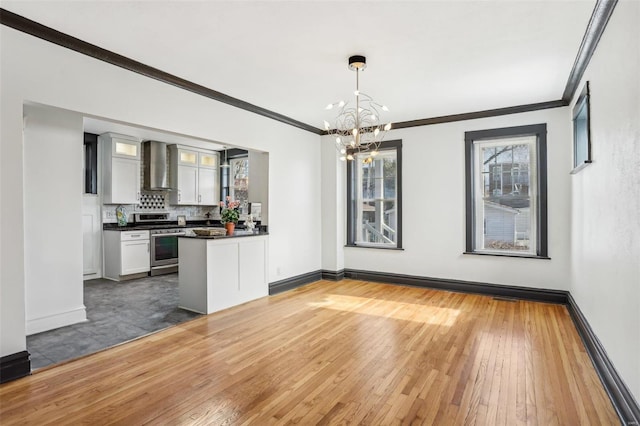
(374, 128), (380, 137)
(371, 114), (376, 120)
(371, 151), (379, 157)
(352, 128), (358, 136)
(324, 120), (330, 130)
(384, 123), (392, 131)
(354, 90), (360, 96)
(347, 154), (354, 161)
(340, 148), (346, 154)
(326, 104), (334, 110)
(382, 105), (389, 111)
(338, 100), (345, 107)
(350, 140), (356, 147)
(339, 156), (346, 161)
(335, 137), (341, 144)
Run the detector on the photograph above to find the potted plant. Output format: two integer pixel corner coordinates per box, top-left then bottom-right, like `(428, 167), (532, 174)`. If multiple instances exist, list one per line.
(220, 196), (240, 235)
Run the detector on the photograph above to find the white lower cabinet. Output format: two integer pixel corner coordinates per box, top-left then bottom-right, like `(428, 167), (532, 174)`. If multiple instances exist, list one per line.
(178, 235), (268, 314)
(103, 230), (150, 281)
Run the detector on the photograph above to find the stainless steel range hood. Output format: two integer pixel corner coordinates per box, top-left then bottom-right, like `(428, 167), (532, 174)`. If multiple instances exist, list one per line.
(143, 141), (171, 191)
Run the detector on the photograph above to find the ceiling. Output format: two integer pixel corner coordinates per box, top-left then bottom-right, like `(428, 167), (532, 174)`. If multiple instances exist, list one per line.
(3, 1), (595, 131)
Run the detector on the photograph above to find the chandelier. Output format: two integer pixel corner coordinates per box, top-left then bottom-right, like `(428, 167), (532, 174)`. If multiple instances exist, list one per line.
(324, 55), (392, 161)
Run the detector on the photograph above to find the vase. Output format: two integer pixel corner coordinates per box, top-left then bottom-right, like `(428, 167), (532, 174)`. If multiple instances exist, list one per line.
(225, 222), (235, 235)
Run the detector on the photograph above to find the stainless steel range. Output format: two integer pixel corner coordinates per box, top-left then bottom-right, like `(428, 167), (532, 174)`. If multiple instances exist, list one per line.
(134, 213), (185, 276)
(149, 228), (186, 275)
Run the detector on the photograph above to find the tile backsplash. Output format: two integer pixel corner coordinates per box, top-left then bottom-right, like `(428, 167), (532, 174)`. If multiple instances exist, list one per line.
(102, 190), (221, 223)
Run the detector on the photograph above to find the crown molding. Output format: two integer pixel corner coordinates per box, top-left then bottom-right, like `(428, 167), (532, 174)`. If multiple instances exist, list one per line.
(562, 0), (618, 102)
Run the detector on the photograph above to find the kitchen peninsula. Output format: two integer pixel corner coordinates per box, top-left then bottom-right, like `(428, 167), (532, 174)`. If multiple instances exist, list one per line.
(178, 231), (269, 314)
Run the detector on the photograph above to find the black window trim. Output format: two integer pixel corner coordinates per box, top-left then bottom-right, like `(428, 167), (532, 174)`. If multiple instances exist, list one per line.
(464, 124), (548, 259)
(84, 132), (98, 195)
(346, 139), (403, 249)
(571, 81), (593, 174)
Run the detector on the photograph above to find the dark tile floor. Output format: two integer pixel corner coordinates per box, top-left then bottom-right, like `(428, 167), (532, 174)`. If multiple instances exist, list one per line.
(27, 273), (201, 370)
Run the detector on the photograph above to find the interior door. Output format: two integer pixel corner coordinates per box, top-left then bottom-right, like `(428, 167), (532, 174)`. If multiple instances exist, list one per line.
(83, 195), (102, 279)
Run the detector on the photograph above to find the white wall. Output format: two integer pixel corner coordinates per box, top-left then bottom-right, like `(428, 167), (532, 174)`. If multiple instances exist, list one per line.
(569, 0), (640, 402)
(322, 107), (572, 291)
(320, 135), (345, 272)
(23, 104), (87, 334)
(0, 27), (322, 357)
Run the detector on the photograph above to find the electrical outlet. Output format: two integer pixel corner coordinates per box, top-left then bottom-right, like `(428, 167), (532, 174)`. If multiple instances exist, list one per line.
(103, 210), (116, 220)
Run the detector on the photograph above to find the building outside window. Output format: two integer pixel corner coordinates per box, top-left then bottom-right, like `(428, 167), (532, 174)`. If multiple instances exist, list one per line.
(347, 140), (402, 249)
(465, 124), (547, 258)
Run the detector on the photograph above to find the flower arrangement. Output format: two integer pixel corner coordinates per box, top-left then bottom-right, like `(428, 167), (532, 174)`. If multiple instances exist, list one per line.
(219, 196), (240, 224)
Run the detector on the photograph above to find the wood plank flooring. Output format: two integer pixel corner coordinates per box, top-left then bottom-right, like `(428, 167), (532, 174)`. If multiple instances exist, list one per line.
(0, 279), (619, 425)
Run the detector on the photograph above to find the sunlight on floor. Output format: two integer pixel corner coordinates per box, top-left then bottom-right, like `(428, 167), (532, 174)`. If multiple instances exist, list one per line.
(308, 294), (460, 326)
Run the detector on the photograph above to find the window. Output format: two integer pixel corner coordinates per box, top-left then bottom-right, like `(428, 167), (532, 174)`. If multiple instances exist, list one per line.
(229, 157), (249, 203)
(84, 133), (98, 194)
(347, 140), (402, 249)
(465, 124), (548, 258)
(572, 81), (592, 173)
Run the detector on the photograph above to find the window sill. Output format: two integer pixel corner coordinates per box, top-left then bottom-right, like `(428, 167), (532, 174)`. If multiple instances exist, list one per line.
(463, 251), (550, 260)
(570, 160), (593, 174)
(345, 244), (404, 251)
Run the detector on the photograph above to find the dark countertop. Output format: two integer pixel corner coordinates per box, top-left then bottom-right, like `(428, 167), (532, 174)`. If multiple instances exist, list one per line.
(104, 220), (265, 232)
(179, 231), (269, 240)
(103, 220), (221, 231)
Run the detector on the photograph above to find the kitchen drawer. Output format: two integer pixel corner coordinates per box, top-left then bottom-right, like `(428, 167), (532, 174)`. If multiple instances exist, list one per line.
(121, 230), (150, 241)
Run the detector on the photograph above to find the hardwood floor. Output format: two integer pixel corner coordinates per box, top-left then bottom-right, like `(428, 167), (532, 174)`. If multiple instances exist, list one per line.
(0, 279), (618, 425)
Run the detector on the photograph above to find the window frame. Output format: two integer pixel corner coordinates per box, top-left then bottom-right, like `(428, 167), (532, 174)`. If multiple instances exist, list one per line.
(83, 132), (98, 195)
(571, 81), (593, 173)
(346, 139), (403, 249)
(464, 124), (548, 259)
(229, 156), (249, 203)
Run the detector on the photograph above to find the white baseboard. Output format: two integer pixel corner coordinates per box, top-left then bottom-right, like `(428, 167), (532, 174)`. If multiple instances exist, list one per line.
(26, 306), (87, 336)
(83, 272), (101, 281)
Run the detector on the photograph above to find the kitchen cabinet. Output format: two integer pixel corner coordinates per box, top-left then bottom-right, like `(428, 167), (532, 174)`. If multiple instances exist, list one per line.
(100, 133), (141, 204)
(198, 168), (216, 205)
(177, 165), (198, 204)
(103, 230), (150, 281)
(169, 145), (219, 206)
(178, 235), (268, 314)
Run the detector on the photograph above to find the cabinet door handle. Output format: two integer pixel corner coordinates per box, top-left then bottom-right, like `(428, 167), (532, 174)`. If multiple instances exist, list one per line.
(130, 234), (141, 238)
(147, 242), (150, 253)
(198, 194), (202, 203)
(178, 191), (181, 202)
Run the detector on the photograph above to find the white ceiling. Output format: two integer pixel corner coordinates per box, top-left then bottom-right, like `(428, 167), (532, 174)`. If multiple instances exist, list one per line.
(3, 1), (595, 131)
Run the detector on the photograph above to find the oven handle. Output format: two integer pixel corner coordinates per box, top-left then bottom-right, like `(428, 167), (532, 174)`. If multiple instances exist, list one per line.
(152, 232), (186, 237)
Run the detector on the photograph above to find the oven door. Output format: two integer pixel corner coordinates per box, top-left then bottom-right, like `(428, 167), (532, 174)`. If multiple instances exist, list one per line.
(150, 232), (184, 267)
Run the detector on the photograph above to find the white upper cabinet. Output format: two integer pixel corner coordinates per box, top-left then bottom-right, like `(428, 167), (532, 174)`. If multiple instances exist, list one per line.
(198, 168), (216, 205)
(169, 145), (219, 206)
(111, 138), (141, 160)
(100, 133), (141, 204)
(177, 148), (198, 166)
(177, 164), (198, 204)
(199, 152), (217, 169)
